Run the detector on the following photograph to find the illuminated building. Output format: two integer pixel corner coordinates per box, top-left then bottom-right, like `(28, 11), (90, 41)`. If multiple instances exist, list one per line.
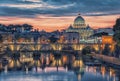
(66, 14), (94, 41)
(64, 32), (79, 43)
(102, 36), (115, 52)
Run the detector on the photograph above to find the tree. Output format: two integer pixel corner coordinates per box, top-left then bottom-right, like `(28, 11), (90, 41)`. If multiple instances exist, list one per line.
(102, 44), (110, 56)
(14, 24), (20, 31)
(0, 24), (7, 32)
(113, 18), (120, 58)
(114, 45), (120, 58)
(49, 35), (59, 43)
(22, 24), (33, 32)
(0, 34), (3, 42)
(113, 18), (120, 45)
(82, 46), (92, 55)
(14, 33), (21, 41)
(7, 24), (14, 32)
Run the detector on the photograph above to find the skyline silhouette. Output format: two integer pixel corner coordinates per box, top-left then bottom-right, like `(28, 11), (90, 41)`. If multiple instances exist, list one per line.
(0, 0), (119, 31)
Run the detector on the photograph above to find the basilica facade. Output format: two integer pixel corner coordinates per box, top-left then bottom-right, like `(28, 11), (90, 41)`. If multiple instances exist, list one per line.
(66, 14), (94, 41)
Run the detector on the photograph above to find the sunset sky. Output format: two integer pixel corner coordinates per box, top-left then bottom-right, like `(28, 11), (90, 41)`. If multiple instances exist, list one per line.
(0, 0), (120, 32)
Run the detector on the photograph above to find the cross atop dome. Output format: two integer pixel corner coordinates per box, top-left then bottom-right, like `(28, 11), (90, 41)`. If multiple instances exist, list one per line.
(78, 13), (81, 16)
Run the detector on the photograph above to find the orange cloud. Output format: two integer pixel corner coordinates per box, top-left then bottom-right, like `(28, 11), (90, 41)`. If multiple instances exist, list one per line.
(0, 14), (119, 32)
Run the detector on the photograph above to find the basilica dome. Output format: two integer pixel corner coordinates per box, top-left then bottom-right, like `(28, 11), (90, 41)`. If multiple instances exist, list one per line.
(74, 15), (85, 23)
(73, 14), (86, 28)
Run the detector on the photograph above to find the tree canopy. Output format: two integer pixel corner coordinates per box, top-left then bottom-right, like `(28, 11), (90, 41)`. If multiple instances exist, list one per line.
(102, 44), (111, 56)
(0, 23), (33, 33)
(82, 46), (97, 55)
(113, 18), (120, 45)
(49, 35), (59, 43)
(0, 34), (3, 42)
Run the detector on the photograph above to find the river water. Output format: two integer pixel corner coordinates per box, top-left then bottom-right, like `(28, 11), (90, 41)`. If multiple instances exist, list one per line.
(0, 64), (120, 81)
(0, 51), (120, 81)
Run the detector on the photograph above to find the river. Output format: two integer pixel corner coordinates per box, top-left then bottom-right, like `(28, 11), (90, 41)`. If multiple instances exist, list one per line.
(0, 59), (120, 81)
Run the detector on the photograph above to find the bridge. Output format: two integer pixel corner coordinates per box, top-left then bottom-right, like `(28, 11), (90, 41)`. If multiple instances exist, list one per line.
(1, 42), (103, 52)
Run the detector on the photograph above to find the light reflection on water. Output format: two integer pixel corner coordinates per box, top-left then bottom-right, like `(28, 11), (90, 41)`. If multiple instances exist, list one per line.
(0, 70), (76, 81)
(0, 66), (119, 81)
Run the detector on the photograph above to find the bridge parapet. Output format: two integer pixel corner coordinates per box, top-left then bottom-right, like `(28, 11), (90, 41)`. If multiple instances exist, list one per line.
(1, 42), (103, 52)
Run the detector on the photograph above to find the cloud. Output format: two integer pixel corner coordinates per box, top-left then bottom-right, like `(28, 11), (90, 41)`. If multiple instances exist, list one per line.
(0, 3), (75, 9)
(0, 0), (120, 17)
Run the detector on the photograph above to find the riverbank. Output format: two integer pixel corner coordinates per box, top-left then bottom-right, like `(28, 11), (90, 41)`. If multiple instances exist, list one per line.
(92, 54), (120, 68)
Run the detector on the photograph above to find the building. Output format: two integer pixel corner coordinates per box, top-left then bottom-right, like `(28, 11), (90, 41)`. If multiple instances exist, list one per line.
(64, 32), (79, 43)
(101, 36), (115, 52)
(95, 28), (114, 36)
(66, 14), (94, 42)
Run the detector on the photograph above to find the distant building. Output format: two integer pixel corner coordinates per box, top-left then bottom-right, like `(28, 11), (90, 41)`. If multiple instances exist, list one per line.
(95, 28), (114, 36)
(64, 32), (79, 43)
(0, 32), (14, 43)
(66, 14), (94, 43)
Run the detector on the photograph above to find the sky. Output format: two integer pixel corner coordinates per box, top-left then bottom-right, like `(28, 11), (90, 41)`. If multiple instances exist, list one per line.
(0, 0), (120, 32)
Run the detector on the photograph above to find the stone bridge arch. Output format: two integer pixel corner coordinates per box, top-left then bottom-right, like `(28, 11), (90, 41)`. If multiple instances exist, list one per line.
(61, 45), (74, 51)
(40, 44), (53, 51)
(6, 44), (42, 52)
(72, 44), (84, 51)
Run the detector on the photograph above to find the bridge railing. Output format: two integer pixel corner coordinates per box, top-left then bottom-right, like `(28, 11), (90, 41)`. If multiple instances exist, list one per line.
(2, 41), (101, 45)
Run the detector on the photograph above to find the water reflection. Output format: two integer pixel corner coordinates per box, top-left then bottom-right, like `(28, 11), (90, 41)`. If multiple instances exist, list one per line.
(0, 64), (119, 81)
(83, 66), (119, 81)
(0, 52), (120, 81)
(0, 69), (77, 81)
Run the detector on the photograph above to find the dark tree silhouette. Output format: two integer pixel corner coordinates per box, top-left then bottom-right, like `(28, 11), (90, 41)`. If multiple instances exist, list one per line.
(22, 24), (33, 31)
(0, 24), (7, 32)
(113, 18), (120, 44)
(32, 51), (41, 72)
(113, 18), (120, 58)
(0, 23), (33, 33)
(102, 44), (111, 56)
(0, 34), (3, 42)
(14, 33), (21, 41)
(49, 35), (59, 43)
(82, 46), (92, 55)
(114, 45), (120, 58)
